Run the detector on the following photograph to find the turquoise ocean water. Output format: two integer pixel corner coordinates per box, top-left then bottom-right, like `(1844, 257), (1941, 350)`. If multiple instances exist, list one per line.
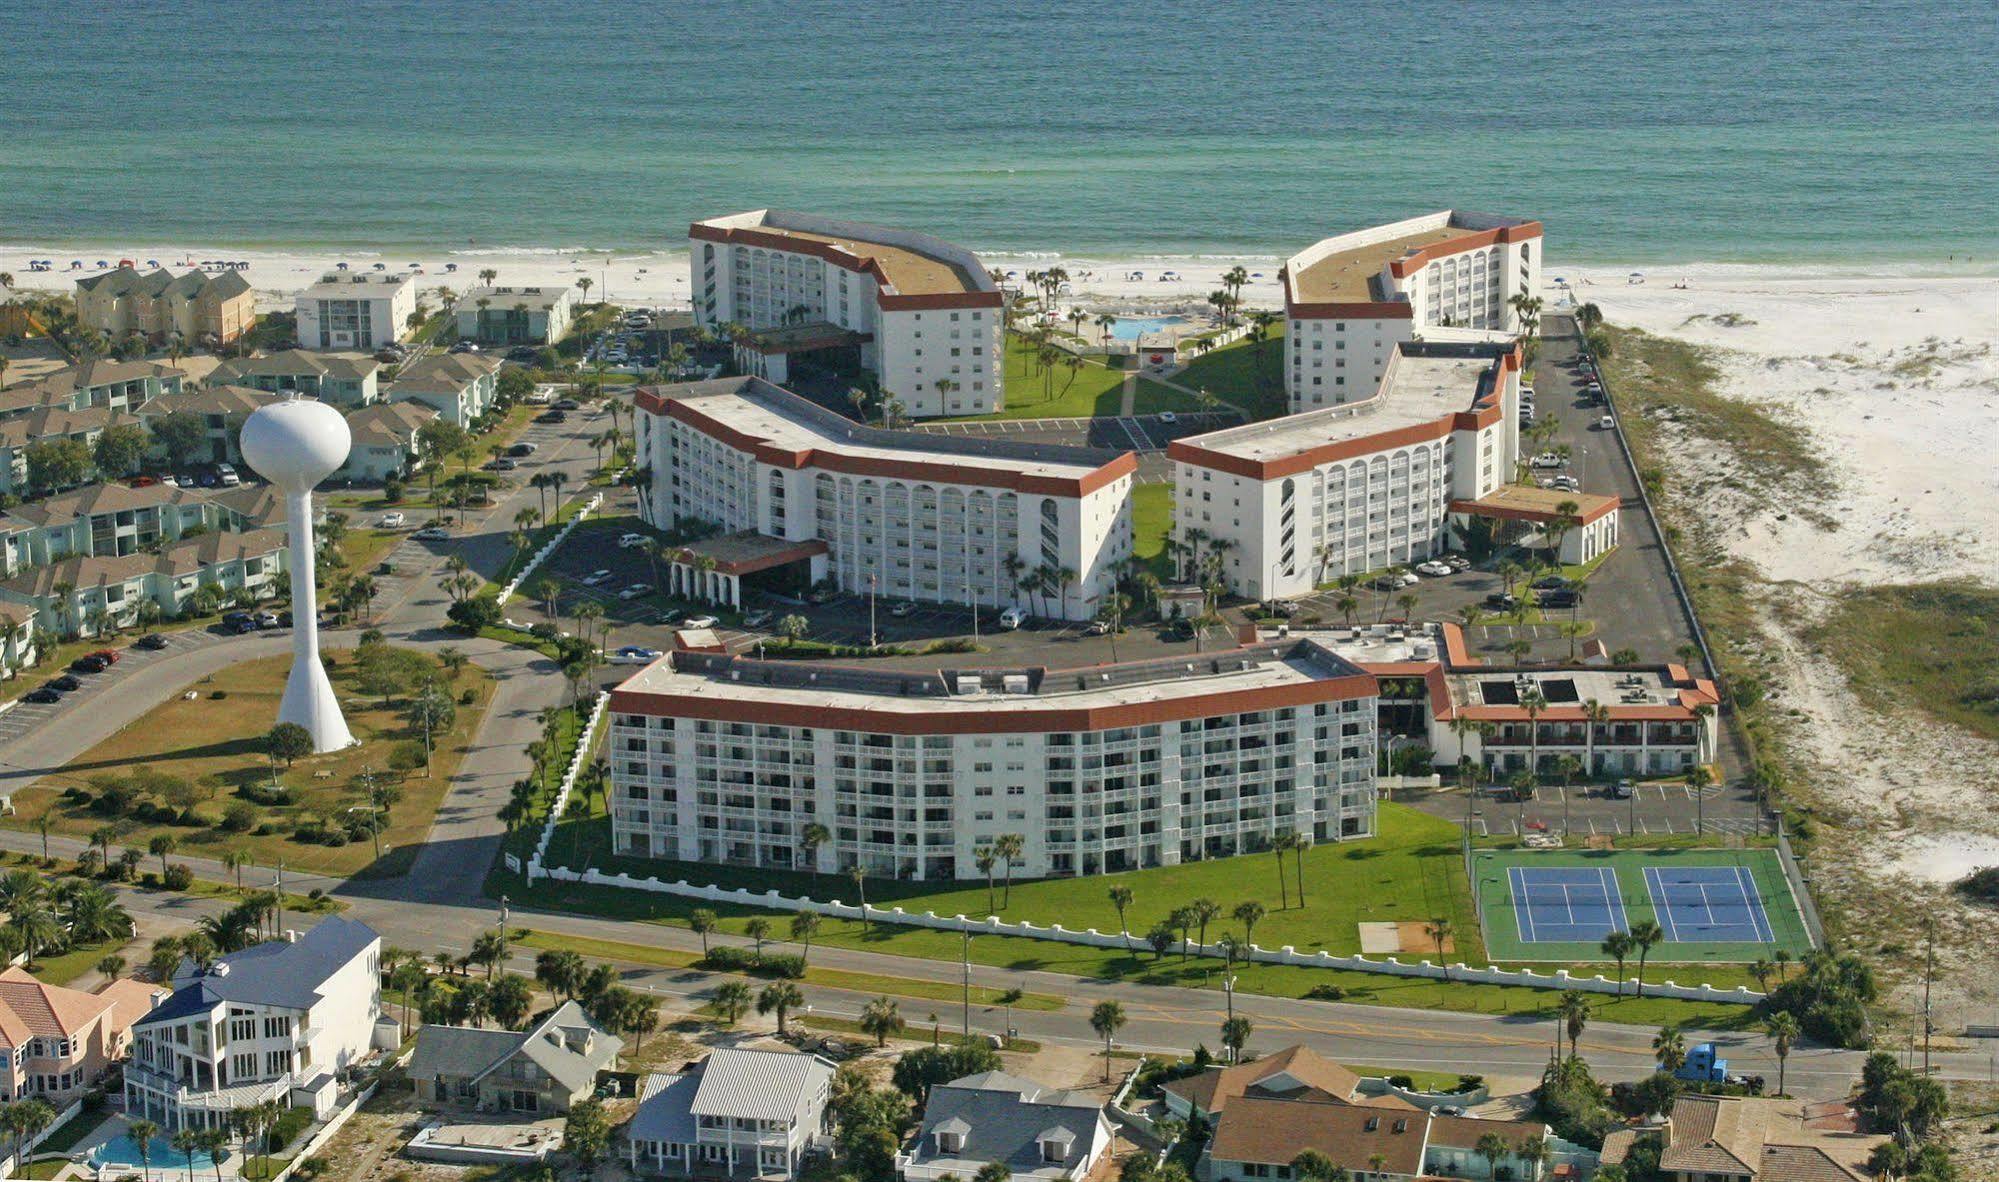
(2, 0), (1994, 267)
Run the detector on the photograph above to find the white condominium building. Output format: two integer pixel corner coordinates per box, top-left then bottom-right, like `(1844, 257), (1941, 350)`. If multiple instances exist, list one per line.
(606, 638), (1380, 881)
(295, 272), (418, 351)
(1283, 211), (1541, 412)
(690, 210), (1005, 417)
(1169, 341), (1524, 600)
(635, 377), (1135, 621)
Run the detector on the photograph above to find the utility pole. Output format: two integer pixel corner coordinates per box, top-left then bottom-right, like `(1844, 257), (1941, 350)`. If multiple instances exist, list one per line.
(960, 930), (972, 1040)
(275, 860), (286, 938)
(1923, 919), (1935, 1075)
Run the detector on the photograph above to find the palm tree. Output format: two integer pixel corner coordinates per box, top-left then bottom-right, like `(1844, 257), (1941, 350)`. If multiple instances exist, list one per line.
(994, 833), (1024, 905)
(1652, 1025), (1687, 1074)
(1269, 833), (1290, 909)
(1601, 930), (1635, 996)
(1289, 831), (1312, 905)
(1425, 917), (1454, 979)
(172, 1128), (202, 1182)
(975, 846), (999, 915)
(1629, 920), (1664, 997)
(1108, 885), (1135, 948)
(712, 980), (753, 1026)
(975, 1164), (1013, 1182)
(1089, 1000), (1125, 1082)
(744, 917), (772, 960)
(799, 822), (830, 879)
(859, 996), (904, 1047)
(1474, 1133), (1511, 1182)
(789, 912), (821, 963)
(1558, 990), (1589, 1059)
(128, 1118), (159, 1179)
(1188, 897), (1221, 952)
(1766, 1010), (1800, 1096)
(1232, 900), (1266, 949)
(756, 981), (804, 1035)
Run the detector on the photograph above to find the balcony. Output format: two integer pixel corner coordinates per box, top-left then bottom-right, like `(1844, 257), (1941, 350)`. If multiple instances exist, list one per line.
(127, 1063), (293, 1111)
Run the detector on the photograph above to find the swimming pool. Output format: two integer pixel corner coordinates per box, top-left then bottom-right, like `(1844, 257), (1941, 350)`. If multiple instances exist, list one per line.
(1107, 315), (1190, 340)
(91, 1131), (222, 1174)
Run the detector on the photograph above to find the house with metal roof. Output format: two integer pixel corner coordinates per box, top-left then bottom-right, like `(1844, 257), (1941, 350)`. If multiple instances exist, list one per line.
(900, 1070), (1115, 1182)
(123, 917), (383, 1132)
(408, 1000), (621, 1115)
(627, 1048), (836, 1178)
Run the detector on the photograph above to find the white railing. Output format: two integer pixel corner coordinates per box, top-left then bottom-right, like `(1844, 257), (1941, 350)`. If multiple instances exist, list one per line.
(498, 492), (605, 605)
(525, 691), (612, 875)
(524, 866), (1764, 1004)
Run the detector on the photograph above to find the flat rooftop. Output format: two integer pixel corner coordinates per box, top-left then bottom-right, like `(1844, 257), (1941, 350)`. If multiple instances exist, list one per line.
(1454, 483), (1620, 523)
(1289, 225), (1467, 303)
(298, 272), (412, 297)
(1178, 347), (1495, 463)
(769, 227), (978, 296)
(657, 376), (1125, 483)
(698, 211), (983, 298)
(461, 285), (571, 310)
(1448, 666), (1698, 711)
(614, 637), (1367, 716)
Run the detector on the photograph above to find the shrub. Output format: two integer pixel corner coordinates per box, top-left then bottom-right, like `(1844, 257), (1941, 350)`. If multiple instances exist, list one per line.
(1304, 983), (1347, 1001)
(240, 782), (290, 806)
(1956, 865), (1999, 904)
(265, 1107), (314, 1154)
(1387, 1074), (1415, 1089)
(699, 946), (805, 979)
(447, 596), (501, 633)
(254, 823), (278, 836)
(163, 864), (195, 891)
(459, 688), (476, 705)
(209, 690), (227, 700)
(221, 802), (258, 832)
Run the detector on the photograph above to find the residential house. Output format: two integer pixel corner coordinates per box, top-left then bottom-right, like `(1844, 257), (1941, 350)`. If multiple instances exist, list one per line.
(0, 966), (121, 1106)
(1601, 1094), (1880, 1182)
(124, 916), (383, 1131)
(136, 384), (276, 466)
(455, 285), (576, 345)
(209, 350), (382, 407)
(341, 401), (437, 482)
(900, 1071), (1114, 1182)
(0, 359), (185, 420)
(0, 406), (126, 496)
(1161, 1046), (1379, 1123)
(93, 978), (173, 1060)
(386, 352), (501, 427)
(0, 525), (288, 635)
(0, 481), (280, 575)
(408, 1001), (621, 1115)
(627, 1048), (835, 1178)
(74, 266), (256, 345)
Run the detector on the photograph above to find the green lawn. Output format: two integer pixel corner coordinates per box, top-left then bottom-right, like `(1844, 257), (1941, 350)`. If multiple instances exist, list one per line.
(1167, 324), (1290, 420)
(1130, 483), (1176, 579)
(491, 804), (1757, 1029)
(944, 335), (1200, 422)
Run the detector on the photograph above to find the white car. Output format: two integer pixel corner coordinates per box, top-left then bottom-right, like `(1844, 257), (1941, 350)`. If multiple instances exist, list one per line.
(580, 569), (614, 587)
(682, 615), (718, 630)
(1530, 453), (1565, 470)
(524, 390), (554, 405)
(377, 512), (406, 528)
(1551, 475), (1582, 492)
(618, 533), (648, 549)
(1397, 570), (1421, 586)
(997, 607), (1026, 630)
(888, 600), (917, 618)
(1415, 560), (1454, 577)
(618, 583), (653, 600)
(609, 645), (662, 665)
(1599, 414), (1616, 430)
(1157, 411), (1178, 425)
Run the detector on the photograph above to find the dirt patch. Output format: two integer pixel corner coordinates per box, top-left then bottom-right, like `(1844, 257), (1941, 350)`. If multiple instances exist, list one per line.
(1396, 920), (1454, 955)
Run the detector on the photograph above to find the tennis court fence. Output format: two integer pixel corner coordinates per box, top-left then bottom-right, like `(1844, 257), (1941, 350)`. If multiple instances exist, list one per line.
(1776, 824), (1825, 948)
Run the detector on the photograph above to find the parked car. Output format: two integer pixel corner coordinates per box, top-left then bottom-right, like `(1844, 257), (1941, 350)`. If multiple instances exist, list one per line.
(1599, 414), (1616, 430)
(618, 533), (648, 548)
(47, 675), (81, 692)
(1533, 576), (1574, 591)
(888, 600), (917, 618)
(552, 398), (581, 411)
(682, 615), (718, 630)
(610, 645), (663, 665)
(807, 587), (837, 605)
(536, 410), (567, 424)
(1536, 589), (1580, 609)
(1415, 560), (1454, 577)
(508, 443), (540, 458)
(505, 346), (541, 363)
(128, 475), (158, 489)
(412, 525), (451, 540)
(523, 390), (554, 405)
(484, 457), (517, 471)
(997, 606), (1027, 630)
(88, 648), (121, 664)
(1551, 475), (1582, 493)
(618, 583), (653, 600)
(378, 512), (406, 528)
(1157, 411), (1177, 425)
(581, 569), (614, 587)
(1484, 592), (1519, 610)
(1530, 452), (1565, 469)
(133, 633), (168, 650)
(215, 463), (242, 487)
(1611, 778), (1636, 799)
(23, 688), (62, 704)
(653, 607), (684, 625)
(741, 609), (775, 628)
(71, 655), (108, 674)
(1444, 554), (1472, 571)
(1258, 600), (1299, 618)
(253, 611), (281, 628)
(1083, 619), (1112, 636)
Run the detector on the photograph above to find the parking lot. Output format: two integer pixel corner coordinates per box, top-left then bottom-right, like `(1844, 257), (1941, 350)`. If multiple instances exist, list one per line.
(0, 627), (246, 743)
(1403, 777), (1767, 839)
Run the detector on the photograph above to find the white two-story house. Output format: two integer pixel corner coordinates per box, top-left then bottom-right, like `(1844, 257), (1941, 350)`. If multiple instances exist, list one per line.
(124, 917), (382, 1132)
(628, 1049), (835, 1179)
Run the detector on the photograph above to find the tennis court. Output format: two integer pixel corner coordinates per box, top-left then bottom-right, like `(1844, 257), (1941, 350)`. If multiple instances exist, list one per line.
(1474, 847), (1815, 963)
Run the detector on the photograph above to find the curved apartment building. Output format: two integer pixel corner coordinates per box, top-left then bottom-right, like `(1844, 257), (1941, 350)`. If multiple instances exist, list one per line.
(636, 376), (1135, 620)
(1283, 211), (1541, 413)
(607, 638), (1380, 881)
(690, 210), (1005, 416)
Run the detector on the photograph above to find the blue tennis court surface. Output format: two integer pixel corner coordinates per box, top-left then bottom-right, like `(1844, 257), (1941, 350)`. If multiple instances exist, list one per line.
(1508, 865), (1630, 943)
(1644, 865), (1775, 944)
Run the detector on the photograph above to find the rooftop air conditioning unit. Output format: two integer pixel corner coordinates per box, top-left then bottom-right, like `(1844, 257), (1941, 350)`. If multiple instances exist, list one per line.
(956, 677), (981, 695)
(1002, 675), (1031, 695)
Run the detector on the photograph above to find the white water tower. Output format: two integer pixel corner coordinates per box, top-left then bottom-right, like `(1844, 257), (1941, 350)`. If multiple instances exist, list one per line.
(240, 395), (355, 752)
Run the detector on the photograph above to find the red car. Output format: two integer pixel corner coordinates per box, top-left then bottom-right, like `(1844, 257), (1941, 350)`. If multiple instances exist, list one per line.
(127, 475), (158, 488)
(88, 648), (121, 665)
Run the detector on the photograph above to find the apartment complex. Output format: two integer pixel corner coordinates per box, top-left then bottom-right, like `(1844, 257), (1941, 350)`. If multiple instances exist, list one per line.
(73, 266), (256, 346)
(1313, 623), (1720, 777)
(0, 359), (186, 420)
(0, 526), (289, 636)
(1169, 341), (1524, 600)
(124, 917), (382, 1131)
(0, 480), (280, 575)
(209, 349), (382, 407)
(1283, 212), (1541, 412)
(635, 376), (1134, 620)
(385, 351), (501, 426)
(690, 210), (1005, 416)
(295, 272), (417, 351)
(455, 285), (576, 345)
(341, 400), (438, 481)
(606, 637), (1379, 881)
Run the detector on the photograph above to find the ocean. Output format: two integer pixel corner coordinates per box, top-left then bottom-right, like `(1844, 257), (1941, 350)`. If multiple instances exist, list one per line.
(3, 0), (1995, 267)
